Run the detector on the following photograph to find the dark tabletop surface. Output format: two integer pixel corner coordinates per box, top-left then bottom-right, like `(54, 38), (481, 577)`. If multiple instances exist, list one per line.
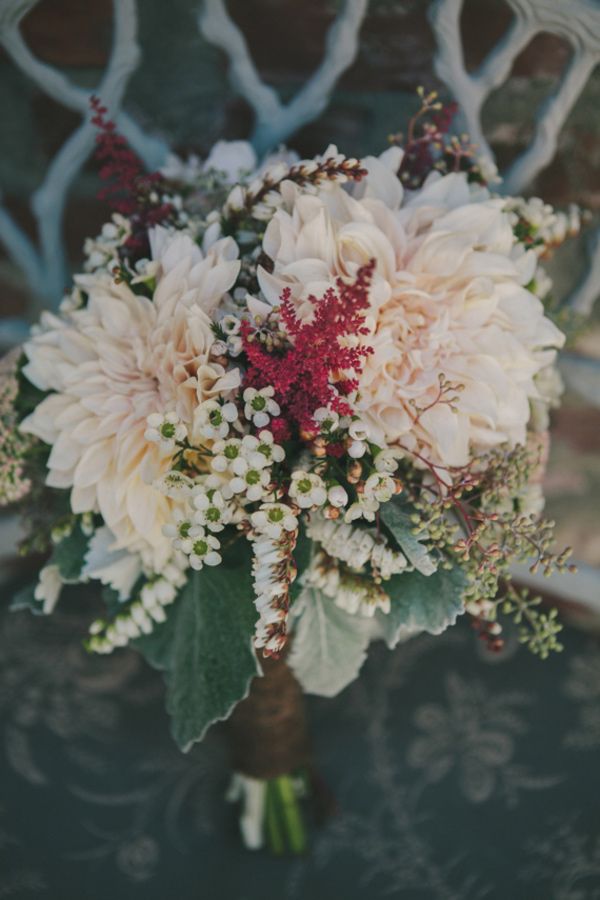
(1, 591), (599, 900)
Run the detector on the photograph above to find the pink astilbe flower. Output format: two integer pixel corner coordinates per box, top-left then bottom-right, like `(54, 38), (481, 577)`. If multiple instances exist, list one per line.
(90, 96), (175, 257)
(242, 261), (375, 437)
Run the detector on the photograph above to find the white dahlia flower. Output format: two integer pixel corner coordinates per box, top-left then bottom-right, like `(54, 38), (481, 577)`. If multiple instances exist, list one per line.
(257, 149), (564, 469)
(21, 228), (241, 580)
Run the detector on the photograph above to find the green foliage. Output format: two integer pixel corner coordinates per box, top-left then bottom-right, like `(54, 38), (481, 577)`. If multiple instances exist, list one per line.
(378, 497), (437, 575)
(49, 523), (90, 582)
(288, 587), (371, 697)
(290, 523), (312, 603)
(379, 565), (467, 648)
(9, 583), (44, 615)
(501, 586), (564, 659)
(135, 549), (260, 751)
(14, 353), (49, 423)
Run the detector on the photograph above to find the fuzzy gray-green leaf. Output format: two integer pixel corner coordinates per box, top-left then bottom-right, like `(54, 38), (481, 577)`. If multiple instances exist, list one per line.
(136, 547), (260, 752)
(378, 499), (437, 576)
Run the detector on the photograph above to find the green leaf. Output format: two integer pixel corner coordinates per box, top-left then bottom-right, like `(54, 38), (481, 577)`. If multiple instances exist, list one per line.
(135, 549), (260, 752)
(378, 565), (466, 648)
(290, 523), (312, 604)
(288, 587), (372, 697)
(10, 583), (44, 615)
(14, 352), (50, 422)
(50, 524), (90, 582)
(378, 498), (437, 575)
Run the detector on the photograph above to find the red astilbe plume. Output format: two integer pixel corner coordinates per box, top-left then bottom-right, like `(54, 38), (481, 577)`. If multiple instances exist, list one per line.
(90, 96), (175, 258)
(242, 261), (375, 438)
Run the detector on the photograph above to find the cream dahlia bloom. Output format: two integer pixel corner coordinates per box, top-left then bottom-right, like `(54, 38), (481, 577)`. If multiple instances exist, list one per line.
(21, 228), (241, 581)
(257, 148), (564, 469)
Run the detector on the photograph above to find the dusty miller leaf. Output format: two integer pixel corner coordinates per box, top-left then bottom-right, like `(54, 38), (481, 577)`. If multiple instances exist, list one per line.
(378, 565), (467, 648)
(378, 498), (437, 576)
(136, 547), (260, 752)
(288, 587), (372, 697)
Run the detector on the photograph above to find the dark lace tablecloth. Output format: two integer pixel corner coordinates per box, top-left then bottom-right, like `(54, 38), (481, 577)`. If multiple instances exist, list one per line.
(1, 593), (599, 900)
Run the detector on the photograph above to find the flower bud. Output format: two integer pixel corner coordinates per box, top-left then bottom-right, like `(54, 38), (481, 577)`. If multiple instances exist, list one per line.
(327, 485), (348, 508)
(348, 440), (366, 459)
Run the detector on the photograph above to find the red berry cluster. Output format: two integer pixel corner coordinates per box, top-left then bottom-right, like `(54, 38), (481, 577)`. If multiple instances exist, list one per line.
(241, 261), (375, 440)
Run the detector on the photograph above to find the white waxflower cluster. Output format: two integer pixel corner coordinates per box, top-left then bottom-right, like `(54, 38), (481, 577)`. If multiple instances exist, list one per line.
(162, 508), (223, 571)
(219, 314), (244, 357)
(345, 471), (398, 524)
(306, 513), (408, 581)
(306, 551), (391, 618)
(86, 560), (187, 654)
(506, 197), (582, 250)
(83, 214), (131, 272)
(158, 409), (290, 575)
(210, 428), (286, 504)
(309, 410), (401, 523)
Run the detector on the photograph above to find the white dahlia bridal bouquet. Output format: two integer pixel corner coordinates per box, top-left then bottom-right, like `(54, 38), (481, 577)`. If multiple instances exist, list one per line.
(2, 92), (578, 852)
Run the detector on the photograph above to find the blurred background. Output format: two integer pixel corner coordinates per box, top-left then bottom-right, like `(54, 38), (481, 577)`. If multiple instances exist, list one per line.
(1, 2), (599, 897)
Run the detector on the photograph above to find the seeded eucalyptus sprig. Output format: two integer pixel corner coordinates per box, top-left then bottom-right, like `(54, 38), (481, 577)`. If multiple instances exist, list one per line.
(501, 585), (564, 659)
(400, 440), (574, 656)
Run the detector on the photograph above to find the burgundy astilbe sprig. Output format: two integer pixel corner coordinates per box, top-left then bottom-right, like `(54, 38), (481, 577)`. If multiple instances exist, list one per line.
(90, 96), (176, 259)
(393, 89), (459, 189)
(241, 261), (375, 438)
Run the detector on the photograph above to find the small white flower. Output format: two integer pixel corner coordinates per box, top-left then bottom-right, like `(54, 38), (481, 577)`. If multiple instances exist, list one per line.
(364, 472), (395, 504)
(188, 528), (222, 570)
(129, 602), (153, 634)
(327, 484), (348, 508)
(205, 472), (235, 501)
(227, 335), (244, 357)
(243, 386), (280, 428)
(211, 437), (243, 473)
(348, 440), (367, 459)
(192, 487), (231, 532)
(210, 340), (229, 357)
(144, 411), (187, 453)
(289, 471), (327, 509)
(194, 399), (238, 441)
(153, 470), (194, 498)
(241, 431), (285, 469)
(370, 541), (408, 579)
(374, 448), (400, 474)
(335, 582), (391, 618)
(345, 497), (378, 523)
(162, 510), (195, 552)
(230, 466), (271, 502)
(313, 407), (340, 433)
(221, 315), (241, 335)
(34, 565), (63, 614)
(349, 419), (370, 441)
(251, 503), (298, 540)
